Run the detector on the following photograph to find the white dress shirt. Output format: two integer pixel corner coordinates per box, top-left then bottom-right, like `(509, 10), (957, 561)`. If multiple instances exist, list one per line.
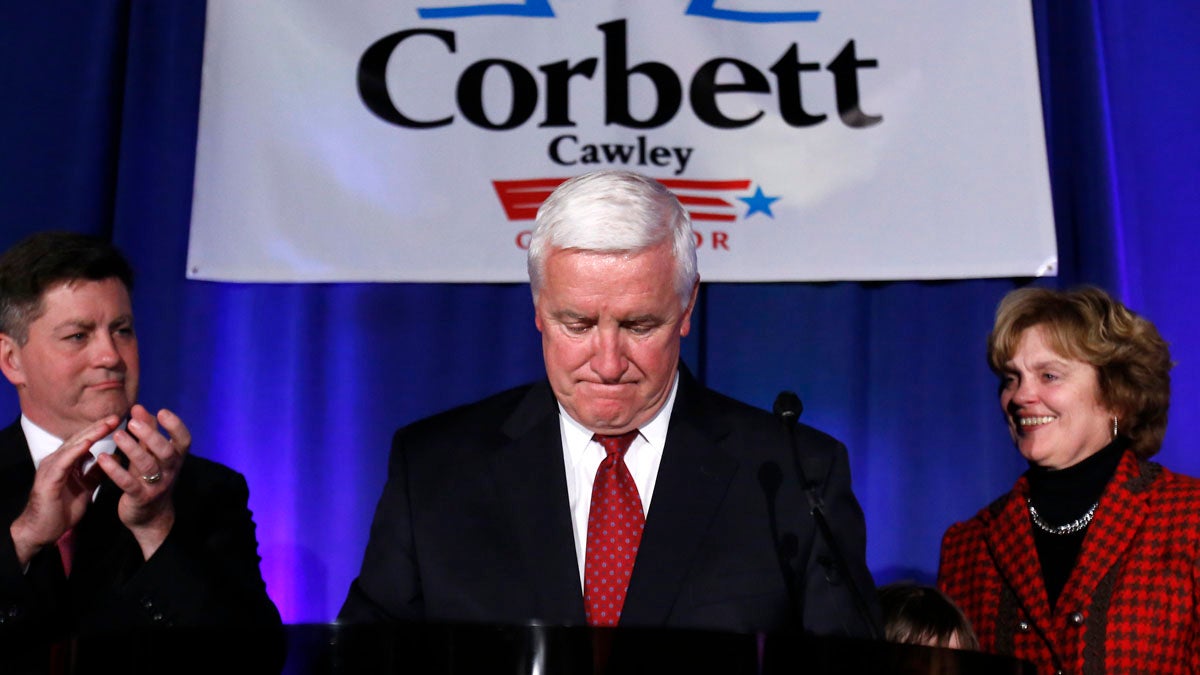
(559, 372), (679, 590)
(23, 415), (120, 498)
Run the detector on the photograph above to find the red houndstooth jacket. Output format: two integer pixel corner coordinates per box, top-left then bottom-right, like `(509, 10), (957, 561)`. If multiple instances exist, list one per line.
(938, 450), (1200, 675)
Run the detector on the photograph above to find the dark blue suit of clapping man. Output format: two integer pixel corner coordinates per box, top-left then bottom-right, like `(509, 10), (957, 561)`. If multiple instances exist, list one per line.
(0, 232), (281, 671)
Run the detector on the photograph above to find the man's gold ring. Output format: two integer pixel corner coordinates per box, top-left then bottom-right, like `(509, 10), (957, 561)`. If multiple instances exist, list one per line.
(141, 471), (163, 485)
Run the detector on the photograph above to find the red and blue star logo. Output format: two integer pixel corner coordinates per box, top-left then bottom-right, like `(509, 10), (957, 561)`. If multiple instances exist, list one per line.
(493, 178), (781, 222)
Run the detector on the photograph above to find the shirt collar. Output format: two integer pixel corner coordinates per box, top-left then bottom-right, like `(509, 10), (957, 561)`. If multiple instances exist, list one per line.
(558, 371), (679, 451)
(22, 415), (122, 471)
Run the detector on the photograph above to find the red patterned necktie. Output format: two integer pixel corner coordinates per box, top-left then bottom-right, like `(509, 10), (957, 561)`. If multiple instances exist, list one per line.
(57, 528), (75, 577)
(584, 430), (644, 627)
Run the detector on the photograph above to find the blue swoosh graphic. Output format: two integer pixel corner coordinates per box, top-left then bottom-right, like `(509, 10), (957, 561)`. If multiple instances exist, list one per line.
(417, 0), (554, 19)
(685, 0), (819, 23)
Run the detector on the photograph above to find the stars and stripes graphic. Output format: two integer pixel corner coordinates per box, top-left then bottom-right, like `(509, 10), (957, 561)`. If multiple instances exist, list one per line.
(492, 178), (767, 223)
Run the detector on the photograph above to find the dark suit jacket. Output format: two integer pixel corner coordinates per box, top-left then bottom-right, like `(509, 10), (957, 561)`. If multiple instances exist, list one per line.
(341, 367), (879, 636)
(0, 420), (283, 671)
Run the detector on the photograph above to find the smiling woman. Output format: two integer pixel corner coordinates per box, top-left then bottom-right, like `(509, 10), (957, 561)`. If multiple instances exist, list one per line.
(937, 286), (1198, 674)
(997, 325), (1115, 470)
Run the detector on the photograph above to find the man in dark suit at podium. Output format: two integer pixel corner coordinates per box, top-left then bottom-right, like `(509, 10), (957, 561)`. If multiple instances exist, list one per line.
(0, 232), (281, 669)
(342, 170), (879, 636)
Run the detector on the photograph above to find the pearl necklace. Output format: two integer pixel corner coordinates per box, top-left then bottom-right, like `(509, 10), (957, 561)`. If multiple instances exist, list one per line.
(1026, 498), (1098, 535)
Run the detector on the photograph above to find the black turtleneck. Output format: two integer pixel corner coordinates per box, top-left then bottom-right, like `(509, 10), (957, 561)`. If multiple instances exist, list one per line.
(1024, 437), (1128, 609)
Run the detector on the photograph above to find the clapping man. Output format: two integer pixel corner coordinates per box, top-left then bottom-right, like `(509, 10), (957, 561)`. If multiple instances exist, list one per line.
(0, 232), (281, 670)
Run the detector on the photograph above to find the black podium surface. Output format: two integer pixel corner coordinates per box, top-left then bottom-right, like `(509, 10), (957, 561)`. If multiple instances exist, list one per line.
(1, 622), (1033, 674)
(285, 622), (1034, 675)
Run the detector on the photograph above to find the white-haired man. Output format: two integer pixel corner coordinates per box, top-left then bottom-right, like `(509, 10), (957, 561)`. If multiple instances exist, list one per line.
(342, 170), (879, 637)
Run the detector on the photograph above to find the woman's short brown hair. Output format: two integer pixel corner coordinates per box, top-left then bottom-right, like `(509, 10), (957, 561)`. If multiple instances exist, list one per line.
(987, 286), (1172, 458)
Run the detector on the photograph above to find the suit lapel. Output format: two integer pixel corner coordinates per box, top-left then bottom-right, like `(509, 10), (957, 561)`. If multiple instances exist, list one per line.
(0, 421), (35, 524)
(983, 482), (1054, 629)
(620, 368), (738, 625)
(491, 381), (588, 624)
(1055, 451), (1151, 615)
(71, 477), (136, 590)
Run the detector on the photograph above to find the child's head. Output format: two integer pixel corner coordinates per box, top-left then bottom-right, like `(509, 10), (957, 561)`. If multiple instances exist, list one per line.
(879, 582), (979, 650)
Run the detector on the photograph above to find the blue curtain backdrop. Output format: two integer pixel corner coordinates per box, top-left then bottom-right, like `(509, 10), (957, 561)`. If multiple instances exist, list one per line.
(2, 2), (1197, 623)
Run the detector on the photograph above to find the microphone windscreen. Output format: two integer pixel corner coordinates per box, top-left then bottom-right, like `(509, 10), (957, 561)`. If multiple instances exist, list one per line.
(773, 391), (803, 421)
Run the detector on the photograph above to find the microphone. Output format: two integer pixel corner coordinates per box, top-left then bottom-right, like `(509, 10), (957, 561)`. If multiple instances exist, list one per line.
(772, 391), (803, 425)
(773, 390), (881, 640)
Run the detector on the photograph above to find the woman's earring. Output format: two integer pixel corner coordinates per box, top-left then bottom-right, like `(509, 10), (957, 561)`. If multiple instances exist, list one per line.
(1112, 416), (1119, 439)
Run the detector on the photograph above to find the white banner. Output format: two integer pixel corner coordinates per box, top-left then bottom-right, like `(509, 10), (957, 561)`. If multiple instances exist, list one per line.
(188, 1), (1056, 282)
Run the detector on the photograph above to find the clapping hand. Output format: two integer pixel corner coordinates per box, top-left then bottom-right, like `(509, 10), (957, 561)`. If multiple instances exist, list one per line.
(98, 404), (191, 560)
(9, 416), (118, 567)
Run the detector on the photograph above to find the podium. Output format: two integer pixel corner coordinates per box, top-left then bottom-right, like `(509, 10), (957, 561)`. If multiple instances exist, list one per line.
(288, 622), (1034, 675)
(1, 622), (1032, 674)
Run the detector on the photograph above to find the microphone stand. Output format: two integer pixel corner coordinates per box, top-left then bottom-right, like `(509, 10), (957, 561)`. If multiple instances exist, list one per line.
(773, 391), (881, 640)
